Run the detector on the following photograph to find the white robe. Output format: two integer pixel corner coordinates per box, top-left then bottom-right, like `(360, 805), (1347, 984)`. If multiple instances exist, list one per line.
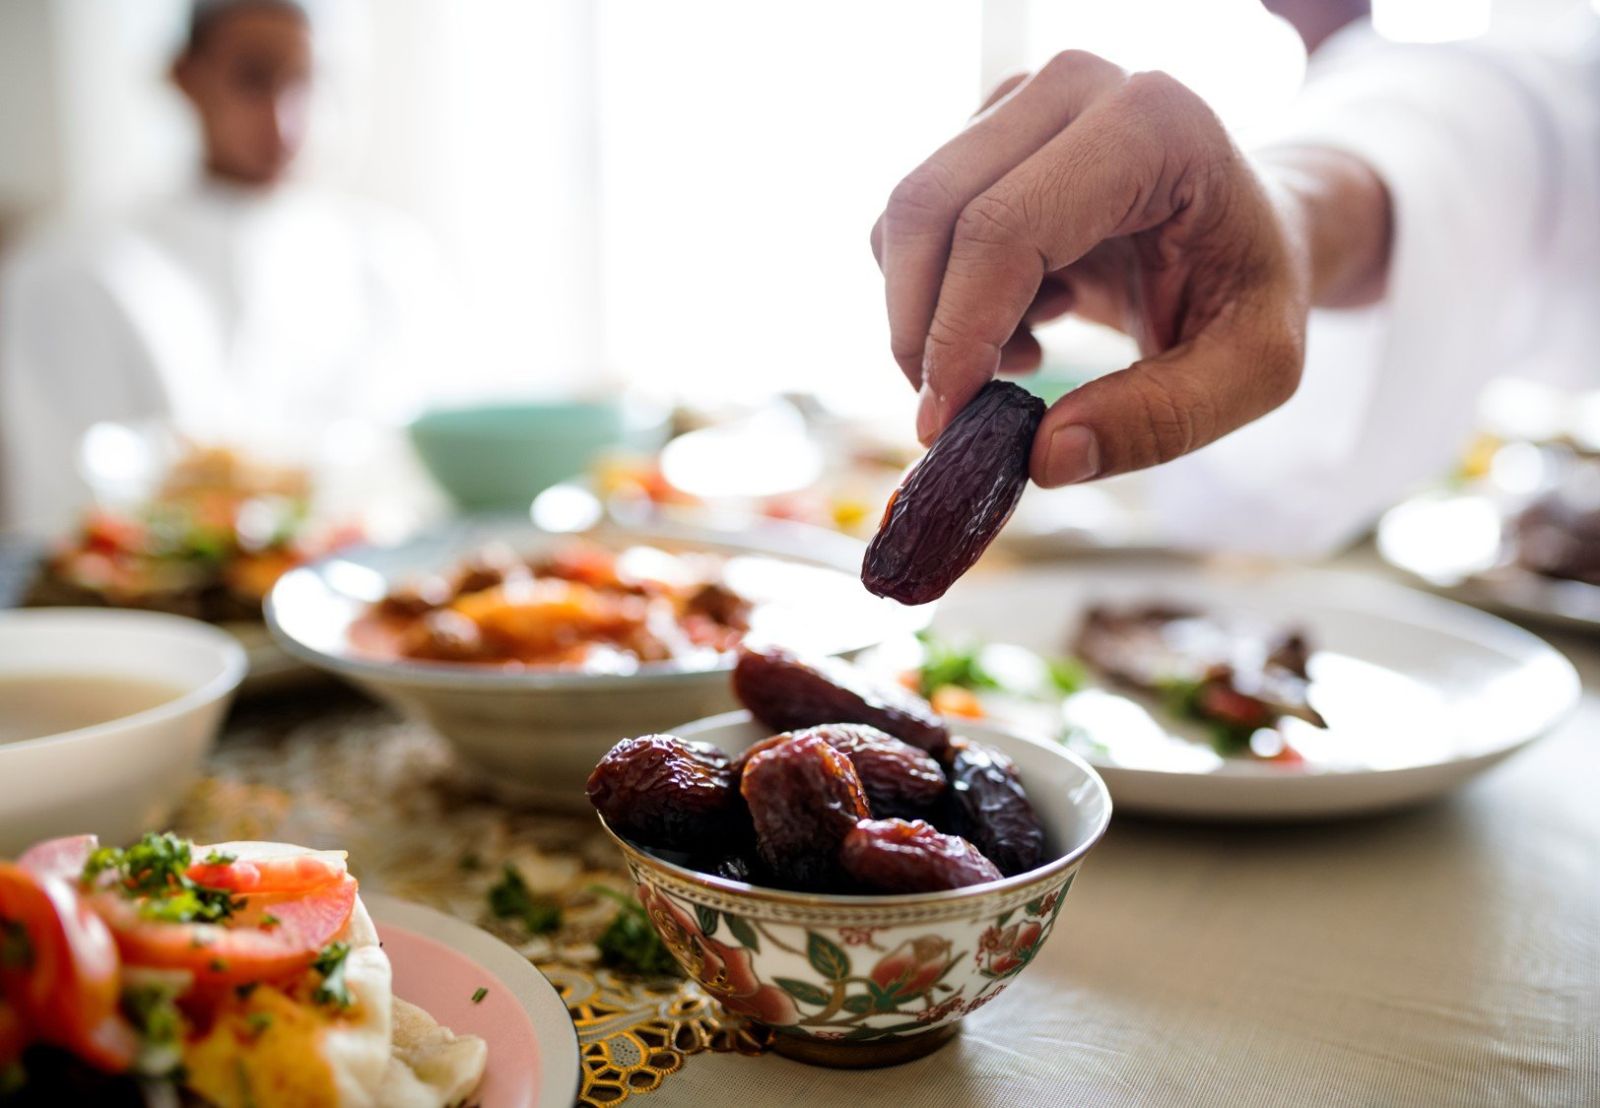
(1150, 23), (1600, 557)
(0, 180), (439, 536)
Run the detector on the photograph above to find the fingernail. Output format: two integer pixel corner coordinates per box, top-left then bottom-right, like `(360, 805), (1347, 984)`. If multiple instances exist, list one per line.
(916, 383), (941, 446)
(1042, 424), (1100, 486)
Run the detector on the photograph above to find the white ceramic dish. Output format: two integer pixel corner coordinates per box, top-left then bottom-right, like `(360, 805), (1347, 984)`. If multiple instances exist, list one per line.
(0, 608), (247, 852)
(366, 894), (581, 1108)
(915, 563), (1580, 820)
(1377, 489), (1600, 632)
(267, 516), (926, 808)
(619, 713), (1111, 1068)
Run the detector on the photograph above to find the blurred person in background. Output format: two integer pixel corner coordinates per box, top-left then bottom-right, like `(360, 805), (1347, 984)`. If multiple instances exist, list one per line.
(874, 0), (1600, 556)
(0, 0), (440, 535)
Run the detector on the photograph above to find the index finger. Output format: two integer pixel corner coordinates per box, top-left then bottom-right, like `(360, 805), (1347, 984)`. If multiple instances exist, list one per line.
(918, 73), (1199, 439)
(879, 52), (1125, 390)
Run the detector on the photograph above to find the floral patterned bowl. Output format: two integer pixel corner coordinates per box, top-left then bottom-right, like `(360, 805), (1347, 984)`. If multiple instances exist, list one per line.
(596, 711), (1112, 1068)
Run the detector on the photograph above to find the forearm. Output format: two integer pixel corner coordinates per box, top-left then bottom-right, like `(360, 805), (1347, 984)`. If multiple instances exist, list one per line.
(1257, 145), (1393, 309)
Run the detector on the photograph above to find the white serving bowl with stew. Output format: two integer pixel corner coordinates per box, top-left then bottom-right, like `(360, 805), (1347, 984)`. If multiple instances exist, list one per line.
(0, 608), (247, 853)
(266, 516), (927, 808)
(598, 712), (1112, 1068)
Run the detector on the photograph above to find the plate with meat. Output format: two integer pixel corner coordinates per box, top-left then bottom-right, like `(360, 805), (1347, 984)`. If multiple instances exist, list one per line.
(22, 444), (363, 692)
(872, 561), (1579, 819)
(266, 516), (926, 807)
(1377, 448), (1600, 633)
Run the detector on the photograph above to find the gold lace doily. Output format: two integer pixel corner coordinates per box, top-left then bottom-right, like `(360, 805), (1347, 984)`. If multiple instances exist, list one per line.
(173, 693), (772, 1106)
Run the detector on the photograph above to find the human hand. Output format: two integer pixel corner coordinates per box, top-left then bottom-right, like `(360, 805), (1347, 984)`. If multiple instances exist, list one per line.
(870, 52), (1315, 486)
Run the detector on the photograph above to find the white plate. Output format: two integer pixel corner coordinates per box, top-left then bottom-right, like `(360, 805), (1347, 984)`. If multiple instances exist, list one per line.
(1376, 489), (1600, 632)
(366, 894), (581, 1108)
(918, 563), (1580, 820)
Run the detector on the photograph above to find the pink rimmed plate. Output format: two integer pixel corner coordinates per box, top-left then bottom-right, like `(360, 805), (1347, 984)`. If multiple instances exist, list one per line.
(367, 894), (581, 1108)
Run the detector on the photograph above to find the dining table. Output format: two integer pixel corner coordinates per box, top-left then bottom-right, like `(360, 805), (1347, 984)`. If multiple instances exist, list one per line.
(3, 540), (1596, 1107)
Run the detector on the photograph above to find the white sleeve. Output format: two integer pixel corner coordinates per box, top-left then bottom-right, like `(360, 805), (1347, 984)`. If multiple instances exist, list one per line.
(0, 237), (171, 537)
(1147, 34), (1600, 558)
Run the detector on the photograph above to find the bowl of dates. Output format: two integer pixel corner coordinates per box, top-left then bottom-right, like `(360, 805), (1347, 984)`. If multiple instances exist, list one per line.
(585, 649), (1111, 1068)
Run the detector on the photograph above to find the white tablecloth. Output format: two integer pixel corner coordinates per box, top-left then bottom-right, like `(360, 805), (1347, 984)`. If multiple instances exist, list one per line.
(662, 631), (1600, 1107)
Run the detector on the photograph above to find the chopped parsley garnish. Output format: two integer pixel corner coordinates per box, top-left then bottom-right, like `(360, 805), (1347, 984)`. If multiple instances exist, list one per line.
(487, 865), (561, 934)
(471, 987), (488, 1004)
(312, 941), (353, 1008)
(245, 1011), (274, 1036)
(590, 886), (681, 978)
(0, 918), (34, 970)
(121, 979), (185, 1076)
(84, 832), (243, 924)
(913, 631), (1000, 698)
(201, 849), (238, 865)
(260, 913), (280, 929)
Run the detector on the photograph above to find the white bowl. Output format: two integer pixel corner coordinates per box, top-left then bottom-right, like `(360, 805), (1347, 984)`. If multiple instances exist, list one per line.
(0, 609), (247, 853)
(266, 517), (927, 808)
(599, 712), (1111, 1067)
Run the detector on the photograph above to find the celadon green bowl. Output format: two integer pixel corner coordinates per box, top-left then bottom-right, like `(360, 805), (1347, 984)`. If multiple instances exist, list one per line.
(409, 398), (668, 510)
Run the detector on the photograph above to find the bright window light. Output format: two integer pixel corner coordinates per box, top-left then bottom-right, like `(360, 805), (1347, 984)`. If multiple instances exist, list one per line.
(1373, 0), (1492, 42)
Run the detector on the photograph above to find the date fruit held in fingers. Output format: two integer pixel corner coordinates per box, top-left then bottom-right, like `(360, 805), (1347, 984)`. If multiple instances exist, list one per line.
(863, 380), (1045, 605)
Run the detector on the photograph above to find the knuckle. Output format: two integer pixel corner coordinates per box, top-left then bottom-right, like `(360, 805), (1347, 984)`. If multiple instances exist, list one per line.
(1039, 49), (1122, 85)
(1123, 69), (1187, 107)
(1258, 333), (1306, 410)
(887, 164), (962, 229)
(953, 193), (1029, 252)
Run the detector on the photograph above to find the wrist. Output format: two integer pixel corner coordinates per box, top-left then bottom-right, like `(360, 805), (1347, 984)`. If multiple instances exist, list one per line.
(1256, 145), (1393, 309)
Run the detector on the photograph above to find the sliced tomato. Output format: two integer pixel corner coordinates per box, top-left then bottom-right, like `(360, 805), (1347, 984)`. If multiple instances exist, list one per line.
(99, 874), (357, 988)
(0, 863), (137, 1071)
(184, 842), (347, 896)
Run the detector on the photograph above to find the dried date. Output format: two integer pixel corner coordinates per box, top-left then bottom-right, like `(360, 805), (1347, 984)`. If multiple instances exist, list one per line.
(942, 739), (1046, 877)
(586, 735), (741, 852)
(840, 818), (1002, 893)
(741, 733), (870, 890)
(732, 646), (950, 756)
(792, 724), (946, 819)
(862, 380), (1044, 605)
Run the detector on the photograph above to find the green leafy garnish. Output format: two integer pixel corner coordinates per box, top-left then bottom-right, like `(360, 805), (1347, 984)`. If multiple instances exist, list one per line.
(311, 941), (352, 1008)
(201, 850), (238, 865)
(0, 918), (33, 970)
(1154, 676), (1255, 754)
(471, 987), (488, 1004)
(121, 979), (185, 1076)
(913, 631), (1000, 698)
(1046, 655), (1088, 694)
(589, 886), (681, 978)
(245, 1011), (274, 1036)
(84, 832), (243, 924)
(488, 865), (561, 934)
